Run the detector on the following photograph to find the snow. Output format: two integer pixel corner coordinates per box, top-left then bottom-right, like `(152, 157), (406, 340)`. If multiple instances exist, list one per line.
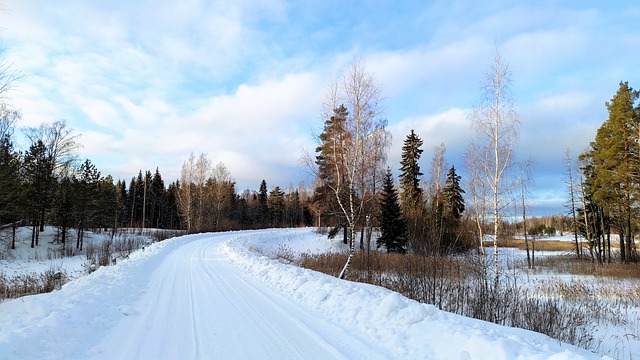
(0, 228), (607, 359)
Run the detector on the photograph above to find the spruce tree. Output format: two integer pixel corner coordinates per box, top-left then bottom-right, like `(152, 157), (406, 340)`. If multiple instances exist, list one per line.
(399, 130), (424, 206)
(398, 130), (425, 253)
(267, 186), (285, 227)
(441, 165), (467, 252)
(443, 166), (465, 220)
(258, 179), (268, 225)
(377, 168), (407, 253)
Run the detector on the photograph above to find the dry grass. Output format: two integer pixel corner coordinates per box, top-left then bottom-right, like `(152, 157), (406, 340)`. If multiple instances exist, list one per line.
(489, 237), (582, 252)
(0, 266), (67, 301)
(535, 255), (640, 279)
(285, 248), (639, 356)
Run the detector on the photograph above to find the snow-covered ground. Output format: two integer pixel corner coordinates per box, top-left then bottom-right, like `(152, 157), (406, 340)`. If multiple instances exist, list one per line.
(0, 228), (606, 359)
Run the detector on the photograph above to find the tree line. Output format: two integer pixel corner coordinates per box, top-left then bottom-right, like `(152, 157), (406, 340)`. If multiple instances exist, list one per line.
(0, 112), (316, 251)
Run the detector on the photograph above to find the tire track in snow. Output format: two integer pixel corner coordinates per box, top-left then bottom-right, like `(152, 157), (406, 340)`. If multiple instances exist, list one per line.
(91, 231), (388, 359)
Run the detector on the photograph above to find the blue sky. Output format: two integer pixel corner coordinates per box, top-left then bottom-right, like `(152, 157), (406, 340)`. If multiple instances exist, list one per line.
(1, 1), (639, 216)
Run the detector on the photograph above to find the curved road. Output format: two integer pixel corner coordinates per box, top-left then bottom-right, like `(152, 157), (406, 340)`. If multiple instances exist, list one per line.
(91, 232), (387, 359)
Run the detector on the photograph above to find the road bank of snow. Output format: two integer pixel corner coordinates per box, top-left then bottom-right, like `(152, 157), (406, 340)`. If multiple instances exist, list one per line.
(222, 228), (604, 360)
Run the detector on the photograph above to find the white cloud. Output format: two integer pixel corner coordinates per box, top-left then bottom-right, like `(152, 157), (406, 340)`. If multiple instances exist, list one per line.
(3, 0), (640, 212)
(389, 108), (472, 171)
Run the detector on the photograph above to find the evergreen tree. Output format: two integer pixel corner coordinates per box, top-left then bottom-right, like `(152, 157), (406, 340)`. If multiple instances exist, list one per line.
(441, 165), (467, 252)
(258, 180), (268, 227)
(23, 139), (53, 247)
(443, 166), (465, 220)
(582, 81), (639, 263)
(128, 171), (145, 227)
(52, 176), (74, 249)
(398, 130), (426, 253)
(148, 168), (166, 228)
(95, 175), (118, 230)
(0, 136), (22, 249)
(268, 186), (286, 227)
(115, 179), (128, 228)
(313, 105), (349, 231)
(0, 137), (20, 219)
(377, 168), (407, 253)
(166, 181), (182, 229)
(73, 159), (100, 250)
(399, 130), (424, 205)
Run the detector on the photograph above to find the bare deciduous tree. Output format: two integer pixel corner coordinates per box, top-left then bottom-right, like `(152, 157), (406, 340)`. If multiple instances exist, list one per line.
(194, 153), (212, 231)
(465, 48), (522, 285)
(0, 48), (22, 106)
(306, 56), (390, 279)
(208, 162), (234, 230)
(564, 149), (581, 259)
(427, 143), (448, 251)
(177, 152), (196, 232)
(24, 119), (82, 178)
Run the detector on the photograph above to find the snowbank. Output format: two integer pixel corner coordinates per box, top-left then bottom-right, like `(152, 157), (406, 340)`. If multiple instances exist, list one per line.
(221, 228), (603, 360)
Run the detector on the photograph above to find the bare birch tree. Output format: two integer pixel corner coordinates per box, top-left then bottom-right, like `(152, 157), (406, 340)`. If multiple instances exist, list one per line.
(193, 153), (212, 231)
(177, 152), (196, 232)
(564, 149), (581, 258)
(465, 48), (521, 286)
(307, 56), (390, 279)
(428, 143), (448, 251)
(209, 162), (234, 230)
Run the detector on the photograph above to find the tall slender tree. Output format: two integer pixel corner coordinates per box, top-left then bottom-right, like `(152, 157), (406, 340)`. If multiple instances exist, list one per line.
(564, 149), (581, 258)
(258, 179), (268, 226)
(0, 132), (22, 249)
(73, 159), (100, 250)
(398, 130), (425, 253)
(23, 139), (52, 247)
(466, 47), (522, 285)
(441, 165), (466, 252)
(177, 153), (196, 232)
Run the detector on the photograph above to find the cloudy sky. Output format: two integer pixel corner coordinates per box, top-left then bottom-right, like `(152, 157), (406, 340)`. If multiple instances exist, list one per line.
(1, 1), (638, 216)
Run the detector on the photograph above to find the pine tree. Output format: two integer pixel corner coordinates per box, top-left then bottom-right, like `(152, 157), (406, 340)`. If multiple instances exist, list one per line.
(73, 159), (100, 250)
(583, 81), (640, 263)
(52, 176), (74, 249)
(377, 168), (407, 253)
(313, 105), (349, 231)
(23, 139), (53, 247)
(0, 136), (23, 249)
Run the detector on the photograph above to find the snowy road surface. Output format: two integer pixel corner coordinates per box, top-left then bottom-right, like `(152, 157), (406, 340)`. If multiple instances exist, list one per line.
(91, 234), (385, 359)
(0, 229), (602, 359)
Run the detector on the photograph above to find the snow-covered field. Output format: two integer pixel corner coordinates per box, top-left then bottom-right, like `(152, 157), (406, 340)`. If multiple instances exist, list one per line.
(0, 227), (610, 359)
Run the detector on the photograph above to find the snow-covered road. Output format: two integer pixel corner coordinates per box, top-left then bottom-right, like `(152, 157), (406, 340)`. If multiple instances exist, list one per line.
(91, 233), (386, 359)
(0, 229), (602, 359)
